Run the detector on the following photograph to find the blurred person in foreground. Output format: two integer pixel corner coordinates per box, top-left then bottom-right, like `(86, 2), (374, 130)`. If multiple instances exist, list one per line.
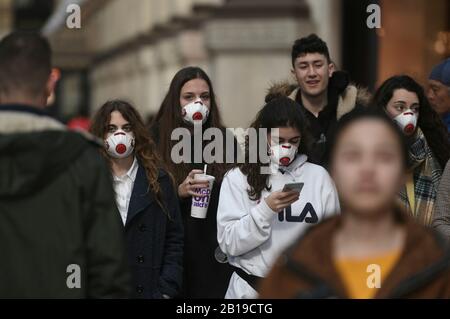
(259, 109), (450, 299)
(0, 31), (130, 298)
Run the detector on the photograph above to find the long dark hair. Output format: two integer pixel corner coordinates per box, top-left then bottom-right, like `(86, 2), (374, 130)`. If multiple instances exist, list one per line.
(90, 100), (173, 215)
(151, 66), (229, 185)
(373, 75), (450, 168)
(239, 96), (312, 201)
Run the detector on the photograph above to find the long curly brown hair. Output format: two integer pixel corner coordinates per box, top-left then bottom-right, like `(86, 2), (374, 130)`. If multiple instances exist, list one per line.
(238, 96), (312, 201)
(90, 100), (174, 216)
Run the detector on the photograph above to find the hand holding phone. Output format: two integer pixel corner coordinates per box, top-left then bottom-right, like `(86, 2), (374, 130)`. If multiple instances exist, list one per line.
(282, 182), (304, 193)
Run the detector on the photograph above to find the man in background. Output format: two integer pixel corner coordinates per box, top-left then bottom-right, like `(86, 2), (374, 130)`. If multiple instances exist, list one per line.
(428, 58), (450, 135)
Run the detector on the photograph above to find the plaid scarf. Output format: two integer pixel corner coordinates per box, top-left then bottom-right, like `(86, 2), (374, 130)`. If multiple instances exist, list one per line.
(398, 128), (442, 226)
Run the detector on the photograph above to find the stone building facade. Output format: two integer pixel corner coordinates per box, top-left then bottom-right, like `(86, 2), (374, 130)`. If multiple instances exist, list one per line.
(44, 0), (341, 128)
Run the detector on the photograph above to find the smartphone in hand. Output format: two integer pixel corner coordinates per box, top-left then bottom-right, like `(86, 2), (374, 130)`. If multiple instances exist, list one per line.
(282, 182), (304, 193)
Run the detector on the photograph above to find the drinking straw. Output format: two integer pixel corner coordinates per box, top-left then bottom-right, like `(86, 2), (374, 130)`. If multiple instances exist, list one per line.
(203, 164), (207, 176)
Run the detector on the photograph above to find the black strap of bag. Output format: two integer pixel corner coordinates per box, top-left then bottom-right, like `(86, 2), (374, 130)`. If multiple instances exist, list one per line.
(233, 266), (264, 292)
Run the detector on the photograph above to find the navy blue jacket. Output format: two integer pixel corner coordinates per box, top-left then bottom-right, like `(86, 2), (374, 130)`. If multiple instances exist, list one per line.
(124, 163), (183, 299)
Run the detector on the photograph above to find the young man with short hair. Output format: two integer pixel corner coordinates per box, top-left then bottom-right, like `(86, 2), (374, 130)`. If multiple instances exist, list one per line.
(267, 34), (370, 166)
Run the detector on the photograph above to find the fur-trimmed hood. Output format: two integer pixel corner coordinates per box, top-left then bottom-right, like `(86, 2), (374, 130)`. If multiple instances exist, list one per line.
(0, 104), (101, 197)
(265, 72), (372, 120)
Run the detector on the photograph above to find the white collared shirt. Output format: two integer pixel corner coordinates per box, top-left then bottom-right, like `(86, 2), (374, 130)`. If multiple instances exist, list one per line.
(113, 157), (139, 225)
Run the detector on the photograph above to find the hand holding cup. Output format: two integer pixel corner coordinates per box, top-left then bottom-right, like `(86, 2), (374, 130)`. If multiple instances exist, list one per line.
(178, 169), (210, 199)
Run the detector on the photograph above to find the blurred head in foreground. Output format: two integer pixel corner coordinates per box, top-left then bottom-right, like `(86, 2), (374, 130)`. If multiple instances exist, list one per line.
(328, 108), (408, 218)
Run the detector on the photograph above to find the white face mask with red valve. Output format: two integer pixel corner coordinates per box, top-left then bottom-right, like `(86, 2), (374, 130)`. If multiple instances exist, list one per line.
(393, 111), (418, 136)
(269, 143), (298, 166)
(105, 130), (135, 159)
(181, 99), (209, 125)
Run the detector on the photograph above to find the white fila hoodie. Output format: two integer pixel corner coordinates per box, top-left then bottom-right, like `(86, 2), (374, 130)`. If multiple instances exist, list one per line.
(217, 154), (340, 299)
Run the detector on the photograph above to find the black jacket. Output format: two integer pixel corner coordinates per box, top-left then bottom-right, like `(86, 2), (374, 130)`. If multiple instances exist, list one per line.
(150, 124), (234, 298)
(124, 163), (184, 299)
(0, 104), (131, 298)
(179, 177), (233, 298)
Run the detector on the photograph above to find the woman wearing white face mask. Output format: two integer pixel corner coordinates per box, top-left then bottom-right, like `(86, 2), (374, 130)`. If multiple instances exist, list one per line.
(150, 67), (239, 298)
(217, 96), (340, 299)
(181, 98), (210, 124)
(373, 75), (450, 225)
(90, 100), (184, 299)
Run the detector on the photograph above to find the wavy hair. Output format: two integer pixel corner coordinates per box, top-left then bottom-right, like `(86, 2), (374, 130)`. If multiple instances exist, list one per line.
(90, 100), (173, 216)
(373, 75), (450, 168)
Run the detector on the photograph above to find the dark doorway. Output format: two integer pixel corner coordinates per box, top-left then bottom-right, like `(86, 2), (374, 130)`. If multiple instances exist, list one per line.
(13, 0), (54, 30)
(341, 0), (379, 91)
